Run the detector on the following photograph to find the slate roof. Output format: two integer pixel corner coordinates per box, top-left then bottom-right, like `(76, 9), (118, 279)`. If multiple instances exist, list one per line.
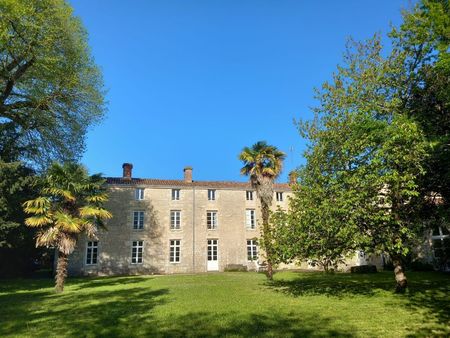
(106, 177), (291, 191)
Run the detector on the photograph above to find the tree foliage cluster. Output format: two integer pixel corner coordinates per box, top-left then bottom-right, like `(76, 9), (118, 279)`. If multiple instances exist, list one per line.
(0, 0), (106, 277)
(271, 0), (449, 290)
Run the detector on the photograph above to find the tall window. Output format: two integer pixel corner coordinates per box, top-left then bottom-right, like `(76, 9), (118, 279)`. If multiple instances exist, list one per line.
(170, 210), (181, 230)
(86, 241), (98, 265)
(208, 189), (216, 201)
(207, 211), (218, 230)
(432, 226), (450, 260)
(170, 240), (181, 263)
(246, 191), (253, 201)
(276, 192), (283, 202)
(246, 209), (256, 229)
(135, 188), (144, 200)
(131, 240), (143, 264)
(133, 211), (144, 229)
(172, 189), (180, 200)
(247, 239), (258, 261)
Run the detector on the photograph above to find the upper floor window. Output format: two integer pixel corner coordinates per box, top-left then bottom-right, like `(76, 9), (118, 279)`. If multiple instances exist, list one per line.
(246, 191), (253, 201)
(246, 209), (256, 229)
(208, 189), (216, 201)
(276, 192), (283, 202)
(172, 189), (180, 200)
(170, 210), (181, 230)
(135, 188), (144, 200)
(86, 241), (98, 265)
(207, 211), (218, 230)
(133, 211), (144, 230)
(170, 240), (181, 263)
(131, 240), (144, 264)
(247, 239), (258, 261)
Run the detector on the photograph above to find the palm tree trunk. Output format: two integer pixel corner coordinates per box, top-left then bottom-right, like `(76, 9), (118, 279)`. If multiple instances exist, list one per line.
(392, 256), (407, 293)
(55, 250), (68, 293)
(261, 204), (274, 280)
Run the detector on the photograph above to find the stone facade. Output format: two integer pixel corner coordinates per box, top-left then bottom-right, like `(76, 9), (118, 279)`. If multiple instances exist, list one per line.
(68, 165), (293, 276)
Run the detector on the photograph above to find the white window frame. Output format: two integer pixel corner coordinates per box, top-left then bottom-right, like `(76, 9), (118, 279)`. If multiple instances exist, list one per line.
(86, 241), (98, 265)
(207, 210), (218, 230)
(276, 192), (283, 202)
(169, 239), (181, 263)
(170, 210), (181, 230)
(246, 190), (253, 201)
(247, 239), (258, 261)
(135, 188), (144, 200)
(432, 226), (449, 259)
(133, 210), (144, 229)
(131, 240), (144, 264)
(172, 189), (180, 201)
(208, 189), (216, 201)
(246, 209), (256, 229)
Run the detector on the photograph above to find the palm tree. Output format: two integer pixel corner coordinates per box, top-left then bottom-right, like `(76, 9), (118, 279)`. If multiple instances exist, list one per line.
(239, 141), (286, 279)
(23, 162), (112, 292)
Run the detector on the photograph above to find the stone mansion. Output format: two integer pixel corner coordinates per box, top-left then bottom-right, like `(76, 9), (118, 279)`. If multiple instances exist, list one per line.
(68, 163), (297, 275)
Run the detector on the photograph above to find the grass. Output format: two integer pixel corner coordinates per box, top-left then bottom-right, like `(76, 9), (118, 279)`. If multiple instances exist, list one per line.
(0, 271), (449, 337)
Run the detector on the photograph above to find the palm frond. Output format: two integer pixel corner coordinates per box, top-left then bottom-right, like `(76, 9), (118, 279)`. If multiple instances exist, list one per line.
(25, 215), (53, 227)
(23, 197), (51, 214)
(35, 227), (59, 248)
(79, 206), (112, 219)
(54, 211), (82, 233)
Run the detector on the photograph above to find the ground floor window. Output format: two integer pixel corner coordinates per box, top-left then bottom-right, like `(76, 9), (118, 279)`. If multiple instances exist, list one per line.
(86, 241), (98, 265)
(132, 240), (144, 264)
(170, 240), (181, 263)
(432, 226), (450, 261)
(247, 239), (258, 261)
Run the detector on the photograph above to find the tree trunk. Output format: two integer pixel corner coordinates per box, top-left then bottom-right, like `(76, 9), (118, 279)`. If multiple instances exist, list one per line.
(393, 257), (407, 293)
(261, 203), (274, 280)
(55, 250), (68, 293)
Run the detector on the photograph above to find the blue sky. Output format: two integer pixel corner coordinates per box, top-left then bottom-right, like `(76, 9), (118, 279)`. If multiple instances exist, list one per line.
(70, 0), (412, 182)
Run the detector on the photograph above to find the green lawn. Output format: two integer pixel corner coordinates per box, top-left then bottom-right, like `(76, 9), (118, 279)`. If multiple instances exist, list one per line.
(0, 271), (448, 337)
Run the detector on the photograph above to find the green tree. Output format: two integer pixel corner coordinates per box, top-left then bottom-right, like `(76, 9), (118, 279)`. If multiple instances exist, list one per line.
(239, 141), (286, 279)
(23, 162), (112, 292)
(0, 0), (105, 167)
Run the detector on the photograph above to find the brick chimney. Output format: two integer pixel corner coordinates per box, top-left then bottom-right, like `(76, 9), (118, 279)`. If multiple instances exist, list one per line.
(288, 171), (297, 185)
(184, 166), (193, 183)
(122, 163), (133, 180)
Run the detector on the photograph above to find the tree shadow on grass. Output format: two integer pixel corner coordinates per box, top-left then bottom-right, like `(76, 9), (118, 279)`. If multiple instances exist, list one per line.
(267, 271), (393, 298)
(142, 311), (355, 338)
(0, 285), (169, 337)
(268, 271), (450, 337)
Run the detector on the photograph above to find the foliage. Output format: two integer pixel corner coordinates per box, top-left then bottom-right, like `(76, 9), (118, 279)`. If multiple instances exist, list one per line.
(271, 0), (449, 290)
(0, 161), (45, 276)
(0, 272), (448, 337)
(239, 141), (285, 279)
(23, 162), (111, 291)
(0, 0), (105, 167)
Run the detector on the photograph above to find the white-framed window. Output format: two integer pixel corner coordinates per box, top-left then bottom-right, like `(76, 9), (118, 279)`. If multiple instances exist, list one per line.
(86, 241), (98, 265)
(170, 210), (181, 230)
(276, 192), (283, 202)
(208, 189), (216, 201)
(246, 191), (253, 201)
(246, 209), (256, 229)
(207, 211), (218, 230)
(131, 240), (143, 264)
(172, 189), (180, 201)
(432, 226), (450, 259)
(135, 188), (144, 200)
(133, 211), (144, 229)
(247, 239), (258, 261)
(170, 240), (181, 263)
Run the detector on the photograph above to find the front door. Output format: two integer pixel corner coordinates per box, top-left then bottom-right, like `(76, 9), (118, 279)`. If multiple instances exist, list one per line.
(207, 239), (219, 271)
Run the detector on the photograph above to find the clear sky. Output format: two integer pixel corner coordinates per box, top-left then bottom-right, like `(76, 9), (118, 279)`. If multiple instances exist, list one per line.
(69, 0), (413, 182)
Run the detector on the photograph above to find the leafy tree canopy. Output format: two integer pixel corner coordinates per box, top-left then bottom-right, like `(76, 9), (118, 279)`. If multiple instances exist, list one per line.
(0, 0), (105, 167)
